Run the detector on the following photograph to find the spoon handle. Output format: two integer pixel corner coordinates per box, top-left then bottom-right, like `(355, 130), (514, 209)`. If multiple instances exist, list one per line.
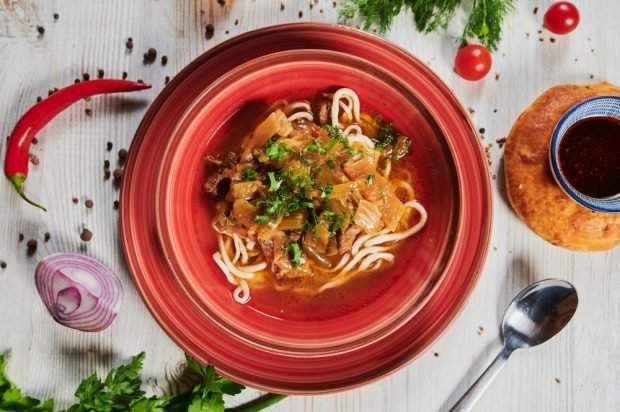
(449, 346), (512, 412)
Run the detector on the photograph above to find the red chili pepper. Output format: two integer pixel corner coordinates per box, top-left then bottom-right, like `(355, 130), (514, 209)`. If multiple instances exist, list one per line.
(4, 79), (151, 211)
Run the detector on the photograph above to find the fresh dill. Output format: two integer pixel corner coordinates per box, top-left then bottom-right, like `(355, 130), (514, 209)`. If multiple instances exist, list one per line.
(339, 0), (516, 51)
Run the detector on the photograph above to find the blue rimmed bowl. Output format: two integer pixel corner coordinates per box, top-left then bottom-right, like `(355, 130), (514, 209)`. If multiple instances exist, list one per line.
(549, 95), (620, 214)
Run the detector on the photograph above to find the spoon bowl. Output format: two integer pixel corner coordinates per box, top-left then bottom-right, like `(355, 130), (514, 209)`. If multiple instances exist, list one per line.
(502, 279), (578, 351)
(451, 279), (578, 412)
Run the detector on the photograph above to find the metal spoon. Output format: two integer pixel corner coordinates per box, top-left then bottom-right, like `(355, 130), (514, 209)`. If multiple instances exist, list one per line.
(449, 279), (578, 412)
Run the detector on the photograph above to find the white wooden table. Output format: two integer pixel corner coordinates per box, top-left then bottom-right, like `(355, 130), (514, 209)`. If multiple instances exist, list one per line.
(1, 1), (618, 411)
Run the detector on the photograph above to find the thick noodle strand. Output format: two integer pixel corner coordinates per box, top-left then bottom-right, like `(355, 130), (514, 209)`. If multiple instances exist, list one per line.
(217, 234), (255, 279)
(284, 101), (311, 113)
(364, 201), (427, 247)
(287, 111), (314, 122)
(358, 253), (394, 271)
(343, 124), (363, 136)
(233, 280), (250, 304)
(340, 246), (388, 274)
(213, 252), (238, 285)
(331, 88), (361, 126)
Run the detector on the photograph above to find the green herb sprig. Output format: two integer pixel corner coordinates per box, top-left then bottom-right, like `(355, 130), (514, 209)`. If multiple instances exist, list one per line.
(340, 0), (516, 51)
(0, 352), (285, 412)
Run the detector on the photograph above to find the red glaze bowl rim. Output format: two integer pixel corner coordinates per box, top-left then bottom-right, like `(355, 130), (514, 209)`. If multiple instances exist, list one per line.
(120, 23), (493, 394)
(155, 48), (461, 355)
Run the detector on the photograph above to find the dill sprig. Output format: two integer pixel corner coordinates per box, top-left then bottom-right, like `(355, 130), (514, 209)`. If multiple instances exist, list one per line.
(340, 0), (516, 52)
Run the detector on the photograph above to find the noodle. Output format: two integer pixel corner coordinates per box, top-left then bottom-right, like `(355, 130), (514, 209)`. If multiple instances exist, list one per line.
(358, 253), (394, 271)
(284, 101), (311, 114)
(364, 202), (428, 247)
(233, 280), (250, 304)
(343, 124), (363, 136)
(287, 111), (314, 122)
(331, 88), (361, 126)
(217, 234), (255, 279)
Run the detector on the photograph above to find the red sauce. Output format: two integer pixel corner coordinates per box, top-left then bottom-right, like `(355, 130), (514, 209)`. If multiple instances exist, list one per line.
(559, 117), (620, 199)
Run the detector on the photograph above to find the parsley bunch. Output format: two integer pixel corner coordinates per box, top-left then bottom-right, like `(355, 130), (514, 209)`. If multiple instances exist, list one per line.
(340, 0), (516, 51)
(0, 352), (285, 412)
(0, 354), (53, 411)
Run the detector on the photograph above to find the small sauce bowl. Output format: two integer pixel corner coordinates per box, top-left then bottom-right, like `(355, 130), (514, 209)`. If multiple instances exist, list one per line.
(549, 96), (620, 214)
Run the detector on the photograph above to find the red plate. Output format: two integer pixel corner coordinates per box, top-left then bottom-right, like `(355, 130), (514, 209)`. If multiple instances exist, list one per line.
(120, 23), (492, 393)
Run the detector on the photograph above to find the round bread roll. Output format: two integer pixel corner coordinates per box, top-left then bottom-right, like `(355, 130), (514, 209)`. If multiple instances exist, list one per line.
(504, 82), (620, 251)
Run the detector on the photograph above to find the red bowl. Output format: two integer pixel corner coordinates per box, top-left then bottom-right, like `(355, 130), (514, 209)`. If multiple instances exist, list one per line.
(155, 49), (459, 354)
(121, 23), (492, 393)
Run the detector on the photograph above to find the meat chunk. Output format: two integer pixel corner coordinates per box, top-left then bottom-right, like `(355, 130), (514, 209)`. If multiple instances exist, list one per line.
(204, 167), (239, 199)
(338, 225), (362, 255)
(274, 261), (313, 279)
(205, 152), (238, 168)
(257, 229), (285, 273)
(203, 153), (240, 199)
(313, 98), (331, 125)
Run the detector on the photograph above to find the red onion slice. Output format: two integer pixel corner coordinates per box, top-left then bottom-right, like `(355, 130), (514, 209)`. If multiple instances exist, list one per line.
(35, 253), (123, 332)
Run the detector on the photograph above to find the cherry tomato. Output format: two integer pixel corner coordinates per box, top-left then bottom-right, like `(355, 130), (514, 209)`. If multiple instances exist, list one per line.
(544, 2), (580, 35)
(454, 45), (492, 81)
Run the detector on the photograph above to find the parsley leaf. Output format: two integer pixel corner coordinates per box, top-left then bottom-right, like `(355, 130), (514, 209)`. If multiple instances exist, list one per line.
(0, 353), (53, 411)
(267, 172), (282, 192)
(328, 213), (346, 235)
(320, 184), (333, 199)
(322, 124), (355, 155)
(240, 168), (258, 181)
(306, 139), (325, 155)
(0, 352), (281, 412)
(255, 215), (269, 224)
(104, 351), (146, 399)
(264, 139), (289, 161)
(326, 159), (336, 169)
(288, 243), (303, 268)
(374, 120), (396, 150)
(67, 352), (146, 411)
(185, 355), (244, 412)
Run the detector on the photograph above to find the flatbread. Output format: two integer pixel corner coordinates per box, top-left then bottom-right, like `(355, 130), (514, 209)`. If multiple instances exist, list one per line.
(504, 82), (620, 251)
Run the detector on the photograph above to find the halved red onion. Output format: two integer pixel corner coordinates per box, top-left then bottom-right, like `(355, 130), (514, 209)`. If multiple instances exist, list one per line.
(35, 253), (123, 332)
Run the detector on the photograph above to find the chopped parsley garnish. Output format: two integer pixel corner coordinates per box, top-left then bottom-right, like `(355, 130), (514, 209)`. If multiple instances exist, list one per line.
(320, 184), (333, 199)
(326, 159), (336, 169)
(267, 172), (282, 191)
(322, 124), (355, 155)
(310, 208), (346, 239)
(307, 138), (327, 155)
(255, 215), (269, 224)
(366, 174), (375, 185)
(264, 139), (289, 160)
(288, 243), (302, 268)
(374, 120), (396, 150)
(240, 168), (258, 181)
(328, 212), (346, 234)
(257, 170), (314, 219)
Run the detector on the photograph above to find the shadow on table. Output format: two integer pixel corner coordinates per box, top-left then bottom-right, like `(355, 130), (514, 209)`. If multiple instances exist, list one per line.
(96, 96), (152, 115)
